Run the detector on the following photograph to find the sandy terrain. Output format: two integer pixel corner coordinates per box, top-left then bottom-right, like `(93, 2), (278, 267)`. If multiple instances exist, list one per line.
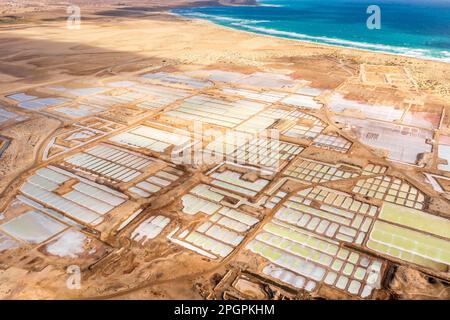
(0, 6), (448, 89)
(0, 2), (449, 300)
(0, 116), (61, 198)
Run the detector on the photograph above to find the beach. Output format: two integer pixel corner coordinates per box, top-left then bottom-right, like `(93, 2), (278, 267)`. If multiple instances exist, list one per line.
(0, 5), (449, 96)
(174, 0), (450, 63)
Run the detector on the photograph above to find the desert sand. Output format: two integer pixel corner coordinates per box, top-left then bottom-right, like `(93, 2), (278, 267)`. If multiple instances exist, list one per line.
(0, 2), (449, 300)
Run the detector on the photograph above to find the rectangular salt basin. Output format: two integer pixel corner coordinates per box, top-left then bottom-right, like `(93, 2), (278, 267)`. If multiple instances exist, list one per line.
(20, 182), (102, 225)
(36, 167), (71, 184)
(297, 86), (323, 97)
(0, 231), (20, 252)
(181, 194), (221, 215)
(186, 231), (233, 257)
(66, 87), (108, 97)
(47, 165), (127, 202)
(66, 145), (152, 181)
(27, 174), (60, 191)
(107, 81), (137, 88)
(131, 126), (191, 146)
(48, 85), (109, 97)
(63, 190), (113, 215)
(369, 221), (450, 265)
(329, 93), (404, 122)
(263, 264), (312, 290)
(17, 195), (86, 230)
(438, 144), (450, 172)
(19, 97), (70, 110)
(211, 170), (269, 192)
(134, 84), (190, 109)
(0, 107), (19, 125)
(236, 115), (277, 134)
(7, 92), (36, 102)
(212, 180), (256, 197)
(0, 211), (66, 244)
(222, 88), (288, 103)
(142, 72), (211, 89)
(186, 70), (245, 83)
(132, 215), (170, 244)
(379, 202), (450, 239)
(366, 239), (447, 272)
(402, 110), (440, 130)
(166, 95), (265, 128)
(219, 207), (259, 226)
(52, 104), (105, 118)
(247, 239), (326, 281)
(110, 132), (170, 152)
(236, 72), (298, 89)
(44, 229), (88, 258)
(334, 116), (432, 164)
(281, 94), (322, 109)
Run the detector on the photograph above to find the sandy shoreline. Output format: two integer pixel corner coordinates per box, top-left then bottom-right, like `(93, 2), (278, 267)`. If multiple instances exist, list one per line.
(1, 0), (448, 64)
(172, 11), (450, 66)
(173, 11), (450, 65)
(0, 7), (449, 96)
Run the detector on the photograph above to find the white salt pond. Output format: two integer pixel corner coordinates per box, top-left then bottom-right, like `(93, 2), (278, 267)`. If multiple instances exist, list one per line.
(335, 116), (432, 163)
(0, 210), (66, 244)
(20, 165), (128, 226)
(0, 231), (19, 252)
(281, 94), (322, 109)
(236, 72), (298, 89)
(132, 215), (170, 244)
(142, 72), (212, 89)
(185, 70), (301, 89)
(164, 94), (265, 129)
(186, 70), (245, 83)
(110, 125), (191, 153)
(9, 93), (70, 110)
(7, 92), (36, 102)
(52, 104), (105, 119)
(45, 229), (87, 258)
(210, 169), (269, 197)
(297, 86), (324, 97)
(49, 86), (108, 97)
(438, 144), (450, 172)
(329, 93), (404, 122)
(0, 107), (23, 125)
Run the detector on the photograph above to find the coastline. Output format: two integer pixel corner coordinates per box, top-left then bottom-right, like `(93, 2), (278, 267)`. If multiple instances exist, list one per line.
(1, 4), (449, 95)
(3, 0), (448, 65)
(163, 10), (450, 94)
(171, 5), (450, 64)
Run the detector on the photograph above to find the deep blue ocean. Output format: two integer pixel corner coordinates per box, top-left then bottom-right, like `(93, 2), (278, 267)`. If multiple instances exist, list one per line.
(173, 0), (450, 62)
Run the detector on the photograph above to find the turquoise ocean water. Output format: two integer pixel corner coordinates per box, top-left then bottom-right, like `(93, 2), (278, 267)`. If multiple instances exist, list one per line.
(173, 0), (450, 62)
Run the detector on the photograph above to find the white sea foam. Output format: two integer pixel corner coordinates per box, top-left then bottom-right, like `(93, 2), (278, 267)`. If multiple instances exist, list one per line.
(182, 12), (269, 25)
(259, 4), (284, 7)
